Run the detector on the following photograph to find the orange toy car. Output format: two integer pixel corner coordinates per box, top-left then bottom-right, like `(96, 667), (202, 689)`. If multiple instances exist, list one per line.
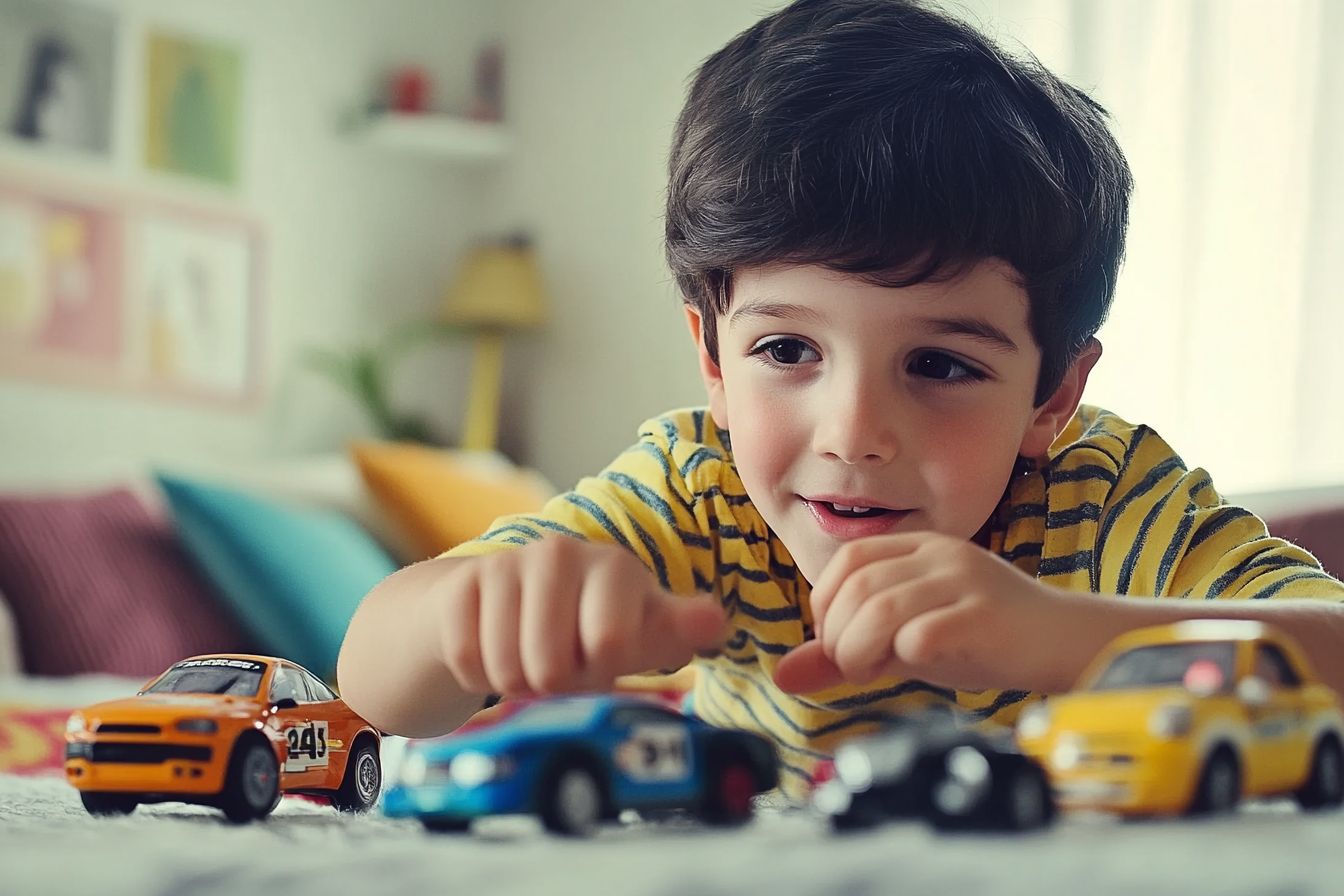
(65, 654), (382, 823)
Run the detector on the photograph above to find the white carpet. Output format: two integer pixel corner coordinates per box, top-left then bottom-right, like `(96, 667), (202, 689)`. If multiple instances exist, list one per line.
(3, 772), (1343, 896)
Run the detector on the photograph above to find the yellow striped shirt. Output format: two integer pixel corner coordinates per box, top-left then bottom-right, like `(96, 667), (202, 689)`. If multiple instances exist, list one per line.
(448, 404), (1344, 796)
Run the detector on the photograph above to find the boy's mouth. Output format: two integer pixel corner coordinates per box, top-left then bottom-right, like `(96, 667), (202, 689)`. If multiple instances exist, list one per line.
(819, 502), (891, 518)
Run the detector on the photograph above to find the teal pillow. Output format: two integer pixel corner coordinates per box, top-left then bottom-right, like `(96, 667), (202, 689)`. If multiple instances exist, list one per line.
(155, 472), (399, 680)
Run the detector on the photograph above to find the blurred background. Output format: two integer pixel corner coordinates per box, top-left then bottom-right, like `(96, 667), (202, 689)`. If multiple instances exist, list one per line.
(2, 0), (1342, 500)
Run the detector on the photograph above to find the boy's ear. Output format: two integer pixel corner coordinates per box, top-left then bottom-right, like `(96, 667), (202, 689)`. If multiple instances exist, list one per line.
(1018, 338), (1103, 460)
(684, 305), (729, 430)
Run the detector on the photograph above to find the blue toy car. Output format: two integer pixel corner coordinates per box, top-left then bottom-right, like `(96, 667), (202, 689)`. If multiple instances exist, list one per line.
(382, 693), (779, 836)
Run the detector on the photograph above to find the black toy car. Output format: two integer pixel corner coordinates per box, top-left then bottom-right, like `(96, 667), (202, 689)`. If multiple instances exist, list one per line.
(812, 710), (1055, 833)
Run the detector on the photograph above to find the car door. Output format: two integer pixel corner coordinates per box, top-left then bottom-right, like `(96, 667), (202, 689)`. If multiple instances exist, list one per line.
(604, 705), (700, 808)
(269, 664), (329, 788)
(296, 667), (348, 790)
(1242, 642), (1308, 793)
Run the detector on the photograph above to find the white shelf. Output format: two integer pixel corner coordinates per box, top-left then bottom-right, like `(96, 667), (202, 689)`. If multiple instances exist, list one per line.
(356, 112), (511, 163)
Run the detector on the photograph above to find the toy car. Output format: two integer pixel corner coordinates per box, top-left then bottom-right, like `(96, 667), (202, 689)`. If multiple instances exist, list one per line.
(1014, 620), (1344, 817)
(65, 654), (382, 823)
(810, 709), (1056, 833)
(381, 692), (779, 836)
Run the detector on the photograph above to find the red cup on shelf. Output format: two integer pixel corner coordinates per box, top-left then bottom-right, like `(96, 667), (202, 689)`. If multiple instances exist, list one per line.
(390, 66), (430, 113)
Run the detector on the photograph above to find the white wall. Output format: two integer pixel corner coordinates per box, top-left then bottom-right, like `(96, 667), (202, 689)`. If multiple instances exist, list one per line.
(0, 0), (502, 487)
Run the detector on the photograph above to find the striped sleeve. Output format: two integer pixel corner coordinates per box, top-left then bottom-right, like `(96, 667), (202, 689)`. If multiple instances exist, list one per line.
(445, 412), (716, 596)
(1072, 413), (1344, 602)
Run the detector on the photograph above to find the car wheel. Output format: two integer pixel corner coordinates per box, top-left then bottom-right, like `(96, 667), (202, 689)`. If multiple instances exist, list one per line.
(1000, 763), (1054, 831)
(539, 763), (604, 836)
(80, 791), (138, 817)
(218, 735), (281, 824)
(422, 816), (472, 834)
(1188, 747), (1240, 816)
(828, 790), (885, 833)
(329, 739), (381, 813)
(701, 755), (756, 826)
(1296, 735), (1344, 810)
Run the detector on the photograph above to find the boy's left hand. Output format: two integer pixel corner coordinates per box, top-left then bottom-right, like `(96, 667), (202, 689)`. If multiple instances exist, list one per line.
(772, 531), (1087, 696)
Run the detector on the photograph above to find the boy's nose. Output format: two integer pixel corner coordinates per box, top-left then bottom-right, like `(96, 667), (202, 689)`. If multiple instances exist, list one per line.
(811, 377), (900, 465)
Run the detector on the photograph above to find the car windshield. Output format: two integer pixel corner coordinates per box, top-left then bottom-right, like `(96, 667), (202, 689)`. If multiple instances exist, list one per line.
(509, 699), (601, 729)
(143, 658), (267, 697)
(1089, 641), (1236, 693)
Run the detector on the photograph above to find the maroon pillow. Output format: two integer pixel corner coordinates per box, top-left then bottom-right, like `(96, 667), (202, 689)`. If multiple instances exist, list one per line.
(0, 487), (255, 676)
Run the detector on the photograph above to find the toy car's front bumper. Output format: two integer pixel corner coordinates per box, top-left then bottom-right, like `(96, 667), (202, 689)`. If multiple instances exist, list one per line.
(382, 777), (531, 821)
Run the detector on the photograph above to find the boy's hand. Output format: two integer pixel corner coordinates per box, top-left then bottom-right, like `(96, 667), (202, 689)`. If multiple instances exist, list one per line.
(772, 532), (1083, 696)
(434, 536), (726, 699)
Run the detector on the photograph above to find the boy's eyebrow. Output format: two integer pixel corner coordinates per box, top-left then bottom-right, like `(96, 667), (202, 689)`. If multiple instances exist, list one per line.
(727, 301), (829, 328)
(925, 317), (1020, 354)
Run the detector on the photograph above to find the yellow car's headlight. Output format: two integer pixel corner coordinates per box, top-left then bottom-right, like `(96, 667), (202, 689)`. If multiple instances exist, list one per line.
(65, 713), (86, 734)
(1016, 703), (1052, 740)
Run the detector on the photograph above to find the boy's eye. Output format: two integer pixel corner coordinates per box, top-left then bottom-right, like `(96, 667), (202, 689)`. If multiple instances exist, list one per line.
(910, 351), (984, 382)
(750, 337), (820, 365)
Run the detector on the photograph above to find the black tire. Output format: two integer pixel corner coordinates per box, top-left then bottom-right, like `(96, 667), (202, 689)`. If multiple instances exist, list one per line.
(700, 754), (756, 826)
(538, 761), (606, 836)
(422, 816), (472, 834)
(218, 735), (281, 824)
(1296, 735), (1344, 811)
(329, 738), (381, 813)
(997, 762), (1055, 831)
(80, 791), (138, 817)
(1188, 747), (1240, 816)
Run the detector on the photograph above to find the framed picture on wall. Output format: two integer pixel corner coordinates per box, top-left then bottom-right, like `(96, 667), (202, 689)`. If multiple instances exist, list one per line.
(127, 202), (263, 403)
(0, 176), (125, 386)
(0, 0), (117, 157)
(144, 29), (243, 187)
(0, 172), (265, 405)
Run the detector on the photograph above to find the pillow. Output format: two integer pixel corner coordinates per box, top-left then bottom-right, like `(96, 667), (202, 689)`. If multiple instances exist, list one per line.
(0, 487), (255, 676)
(0, 590), (23, 676)
(168, 454), (422, 565)
(155, 472), (400, 681)
(350, 441), (553, 559)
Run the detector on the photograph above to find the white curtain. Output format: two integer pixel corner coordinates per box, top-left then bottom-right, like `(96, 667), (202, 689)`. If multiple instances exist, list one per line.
(978, 0), (1344, 494)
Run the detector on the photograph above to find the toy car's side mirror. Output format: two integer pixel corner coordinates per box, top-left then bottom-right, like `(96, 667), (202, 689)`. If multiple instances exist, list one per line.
(1236, 676), (1271, 706)
(272, 698), (299, 710)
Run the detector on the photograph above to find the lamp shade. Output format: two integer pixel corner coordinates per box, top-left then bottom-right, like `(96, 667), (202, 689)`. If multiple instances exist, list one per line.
(441, 241), (547, 329)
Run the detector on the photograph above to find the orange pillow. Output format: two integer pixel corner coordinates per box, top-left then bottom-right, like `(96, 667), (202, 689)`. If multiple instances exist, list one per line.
(349, 441), (552, 560)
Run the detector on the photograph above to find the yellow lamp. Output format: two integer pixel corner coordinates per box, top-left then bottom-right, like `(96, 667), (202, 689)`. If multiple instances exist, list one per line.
(441, 237), (547, 452)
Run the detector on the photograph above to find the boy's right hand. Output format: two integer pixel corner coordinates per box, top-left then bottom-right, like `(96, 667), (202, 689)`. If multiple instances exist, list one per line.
(432, 536), (727, 699)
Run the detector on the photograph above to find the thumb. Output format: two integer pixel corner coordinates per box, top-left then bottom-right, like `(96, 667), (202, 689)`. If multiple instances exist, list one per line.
(772, 640), (847, 694)
(639, 591), (727, 671)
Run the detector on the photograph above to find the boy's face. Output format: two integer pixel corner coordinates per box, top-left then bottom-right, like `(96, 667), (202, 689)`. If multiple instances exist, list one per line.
(688, 260), (1096, 584)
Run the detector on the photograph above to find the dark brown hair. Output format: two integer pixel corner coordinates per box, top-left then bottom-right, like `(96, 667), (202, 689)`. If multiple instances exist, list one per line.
(665, 0), (1132, 405)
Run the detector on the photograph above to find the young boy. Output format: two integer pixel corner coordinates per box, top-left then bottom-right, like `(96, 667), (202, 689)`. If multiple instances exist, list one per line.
(338, 0), (1344, 796)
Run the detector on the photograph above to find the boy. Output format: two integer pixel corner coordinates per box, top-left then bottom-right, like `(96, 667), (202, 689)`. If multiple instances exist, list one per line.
(338, 0), (1344, 796)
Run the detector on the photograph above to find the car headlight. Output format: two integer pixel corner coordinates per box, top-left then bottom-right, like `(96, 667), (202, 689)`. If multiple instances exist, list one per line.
(448, 751), (513, 788)
(398, 753), (428, 788)
(833, 746), (874, 791)
(1016, 703), (1052, 740)
(65, 713), (87, 734)
(1051, 735), (1082, 771)
(175, 718), (218, 734)
(1148, 704), (1193, 739)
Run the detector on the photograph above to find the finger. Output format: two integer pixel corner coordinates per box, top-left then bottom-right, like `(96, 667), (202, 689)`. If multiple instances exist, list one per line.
(809, 533), (926, 640)
(829, 582), (947, 684)
(477, 560), (531, 698)
(628, 590), (727, 679)
(819, 551), (931, 660)
(519, 542), (582, 694)
(772, 640), (847, 694)
(438, 579), (492, 695)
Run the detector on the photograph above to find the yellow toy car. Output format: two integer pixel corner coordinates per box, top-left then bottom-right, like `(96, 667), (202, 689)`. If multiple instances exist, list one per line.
(65, 654), (382, 823)
(1015, 620), (1344, 816)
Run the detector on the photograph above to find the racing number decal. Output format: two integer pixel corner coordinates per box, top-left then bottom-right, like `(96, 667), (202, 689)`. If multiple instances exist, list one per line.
(614, 724), (691, 782)
(284, 720), (329, 772)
